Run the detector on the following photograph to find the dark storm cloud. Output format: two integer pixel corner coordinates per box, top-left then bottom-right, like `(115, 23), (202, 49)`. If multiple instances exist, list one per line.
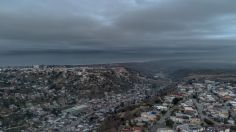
(0, 0), (236, 51)
(115, 0), (236, 39)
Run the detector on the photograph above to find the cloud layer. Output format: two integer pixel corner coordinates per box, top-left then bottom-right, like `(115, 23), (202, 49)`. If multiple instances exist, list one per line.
(0, 0), (236, 52)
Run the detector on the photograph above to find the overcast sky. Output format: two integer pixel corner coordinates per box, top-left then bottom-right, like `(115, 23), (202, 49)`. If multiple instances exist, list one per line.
(0, 0), (236, 64)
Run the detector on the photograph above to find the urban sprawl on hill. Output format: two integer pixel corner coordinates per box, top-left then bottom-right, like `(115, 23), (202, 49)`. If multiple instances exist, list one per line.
(0, 65), (236, 132)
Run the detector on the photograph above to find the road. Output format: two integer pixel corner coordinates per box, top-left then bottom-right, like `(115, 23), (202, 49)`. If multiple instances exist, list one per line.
(193, 99), (219, 125)
(150, 97), (218, 132)
(150, 107), (173, 132)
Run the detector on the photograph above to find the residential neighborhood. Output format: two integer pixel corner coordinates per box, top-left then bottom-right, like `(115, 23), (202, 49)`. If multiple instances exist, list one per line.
(118, 79), (236, 132)
(0, 65), (236, 132)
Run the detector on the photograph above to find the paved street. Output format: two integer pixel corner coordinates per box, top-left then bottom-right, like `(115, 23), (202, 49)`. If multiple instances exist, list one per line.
(150, 107), (173, 132)
(193, 99), (219, 125)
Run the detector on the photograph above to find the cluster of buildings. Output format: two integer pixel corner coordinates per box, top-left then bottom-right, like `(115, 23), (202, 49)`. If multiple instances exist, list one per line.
(119, 79), (236, 132)
(169, 98), (203, 131)
(156, 80), (235, 132)
(0, 65), (154, 131)
(128, 111), (160, 128)
(59, 84), (153, 132)
(120, 93), (176, 132)
(195, 80), (236, 126)
(1, 65), (236, 132)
